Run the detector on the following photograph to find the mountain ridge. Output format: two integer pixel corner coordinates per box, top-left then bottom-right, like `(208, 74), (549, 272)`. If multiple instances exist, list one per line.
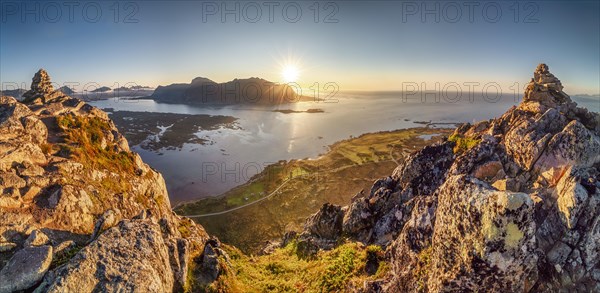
(0, 64), (598, 292)
(151, 76), (313, 105)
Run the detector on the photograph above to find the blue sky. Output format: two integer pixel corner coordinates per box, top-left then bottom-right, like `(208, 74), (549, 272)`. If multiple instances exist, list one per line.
(1, 1), (599, 94)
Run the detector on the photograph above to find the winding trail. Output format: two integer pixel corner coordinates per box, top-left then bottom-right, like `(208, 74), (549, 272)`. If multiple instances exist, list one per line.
(178, 133), (443, 218)
(181, 178), (292, 218)
(179, 159), (394, 218)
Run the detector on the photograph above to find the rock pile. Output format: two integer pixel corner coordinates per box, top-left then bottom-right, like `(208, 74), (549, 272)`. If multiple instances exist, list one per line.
(21, 69), (66, 104)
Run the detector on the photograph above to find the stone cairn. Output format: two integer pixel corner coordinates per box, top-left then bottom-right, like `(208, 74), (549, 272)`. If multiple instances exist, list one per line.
(22, 69), (64, 104)
(524, 63), (570, 105)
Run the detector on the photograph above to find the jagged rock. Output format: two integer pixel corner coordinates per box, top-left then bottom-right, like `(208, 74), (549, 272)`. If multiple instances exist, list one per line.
(342, 198), (372, 242)
(52, 240), (76, 259)
(0, 96), (48, 170)
(0, 245), (53, 293)
(39, 220), (175, 292)
(89, 209), (117, 242)
(25, 229), (50, 247)
(428, 175), (538, 292)
(472, 160), (503, 180)
(46, 185), (95, 233)
(16, 161), (45, 177)
(0, 195), (21, 209)
(193, 238), (231, 287)
(535, 120), (600, 172)
(304, 203), (344, 240)
(199, 242), (221, 284)
(392, 142), (455, 195)
(167, 238), (190, 292)
(1, 69), (213, 293)
(0, 171), (26, 189)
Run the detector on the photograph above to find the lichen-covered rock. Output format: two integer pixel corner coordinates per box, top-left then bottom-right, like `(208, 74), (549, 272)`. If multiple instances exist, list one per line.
(304, 203), (344, 240)
(0, 245), (53, 293)
(428, 175), (538, 292)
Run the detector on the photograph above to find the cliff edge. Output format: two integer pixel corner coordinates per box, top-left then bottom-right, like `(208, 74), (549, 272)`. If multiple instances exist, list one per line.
(0, 69), (220, 292)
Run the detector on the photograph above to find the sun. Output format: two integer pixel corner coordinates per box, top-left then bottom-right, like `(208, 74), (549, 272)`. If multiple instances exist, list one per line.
(282, 65), (299, 83)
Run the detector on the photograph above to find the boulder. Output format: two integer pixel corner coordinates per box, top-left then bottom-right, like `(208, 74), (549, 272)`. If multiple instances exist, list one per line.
(304, 203), (344, 240)
(25, 230), (50, 247)
(0, 245), (53, 293)
(39, 220), (175, 292)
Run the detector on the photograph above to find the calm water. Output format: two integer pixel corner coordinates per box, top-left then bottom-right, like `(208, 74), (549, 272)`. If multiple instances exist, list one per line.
(89, 92), (598, 204)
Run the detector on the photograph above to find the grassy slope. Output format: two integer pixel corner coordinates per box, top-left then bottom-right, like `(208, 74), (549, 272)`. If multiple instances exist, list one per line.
(176, 127), (451, 254)
(197, 242), (389, 292)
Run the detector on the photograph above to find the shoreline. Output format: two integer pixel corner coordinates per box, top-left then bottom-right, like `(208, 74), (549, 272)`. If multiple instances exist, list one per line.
(174, 127), (452, 253)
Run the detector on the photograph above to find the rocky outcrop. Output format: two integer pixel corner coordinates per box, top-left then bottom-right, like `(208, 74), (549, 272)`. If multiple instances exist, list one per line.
(0, 70), (215, 292)
(295, 64), (600, 292)
(37, 219), (176, 292)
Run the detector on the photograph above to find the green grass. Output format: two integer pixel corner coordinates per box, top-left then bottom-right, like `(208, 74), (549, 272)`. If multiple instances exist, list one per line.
(50, 245), (84, 269)
(205, 241), (389, 292)
(226, 181), (265, 206)
(448, 134), (481, 153)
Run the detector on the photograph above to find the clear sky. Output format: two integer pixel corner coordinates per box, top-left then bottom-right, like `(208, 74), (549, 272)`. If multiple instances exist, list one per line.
(1, 1), (599, 94)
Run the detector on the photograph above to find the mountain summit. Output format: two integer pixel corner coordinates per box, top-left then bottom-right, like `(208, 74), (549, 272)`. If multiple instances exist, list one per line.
(290, 64), (600, 291)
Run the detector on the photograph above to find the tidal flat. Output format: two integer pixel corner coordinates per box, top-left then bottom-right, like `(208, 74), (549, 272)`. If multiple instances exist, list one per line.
(105, 109), (239, 152)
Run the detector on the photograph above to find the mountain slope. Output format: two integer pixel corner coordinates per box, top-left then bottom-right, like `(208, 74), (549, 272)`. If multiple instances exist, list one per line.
(151, 76), (313, 105)
(1, 64), (598, 292)
(289, 64), (600, 292)
(0, 69), (214, 292)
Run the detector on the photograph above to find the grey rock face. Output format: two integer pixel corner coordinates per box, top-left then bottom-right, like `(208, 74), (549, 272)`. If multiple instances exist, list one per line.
(304, 203), (344, 240)
(0, 245), (53, 293)
(25, 229), (50, 247)
(40, 220), (175, 292)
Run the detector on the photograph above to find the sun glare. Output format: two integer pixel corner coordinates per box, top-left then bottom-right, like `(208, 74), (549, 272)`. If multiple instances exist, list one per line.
(282, 65), (299, 83)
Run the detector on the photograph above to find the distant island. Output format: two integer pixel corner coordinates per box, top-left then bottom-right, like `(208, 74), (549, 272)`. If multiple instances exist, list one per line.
(272, 108), (324, 114)
(58, 86), (75, 95)
(151, 77), (314, 105)
(90, 86), (112, 93)
(114, 85), (153, 92)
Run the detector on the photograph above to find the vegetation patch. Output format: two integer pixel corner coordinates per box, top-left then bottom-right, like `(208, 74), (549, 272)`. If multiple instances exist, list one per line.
(202, 241), (389, 292)
(50, 245), (84, 269)
(56, 114), (136, 195)
(448, 134), (481, 153)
